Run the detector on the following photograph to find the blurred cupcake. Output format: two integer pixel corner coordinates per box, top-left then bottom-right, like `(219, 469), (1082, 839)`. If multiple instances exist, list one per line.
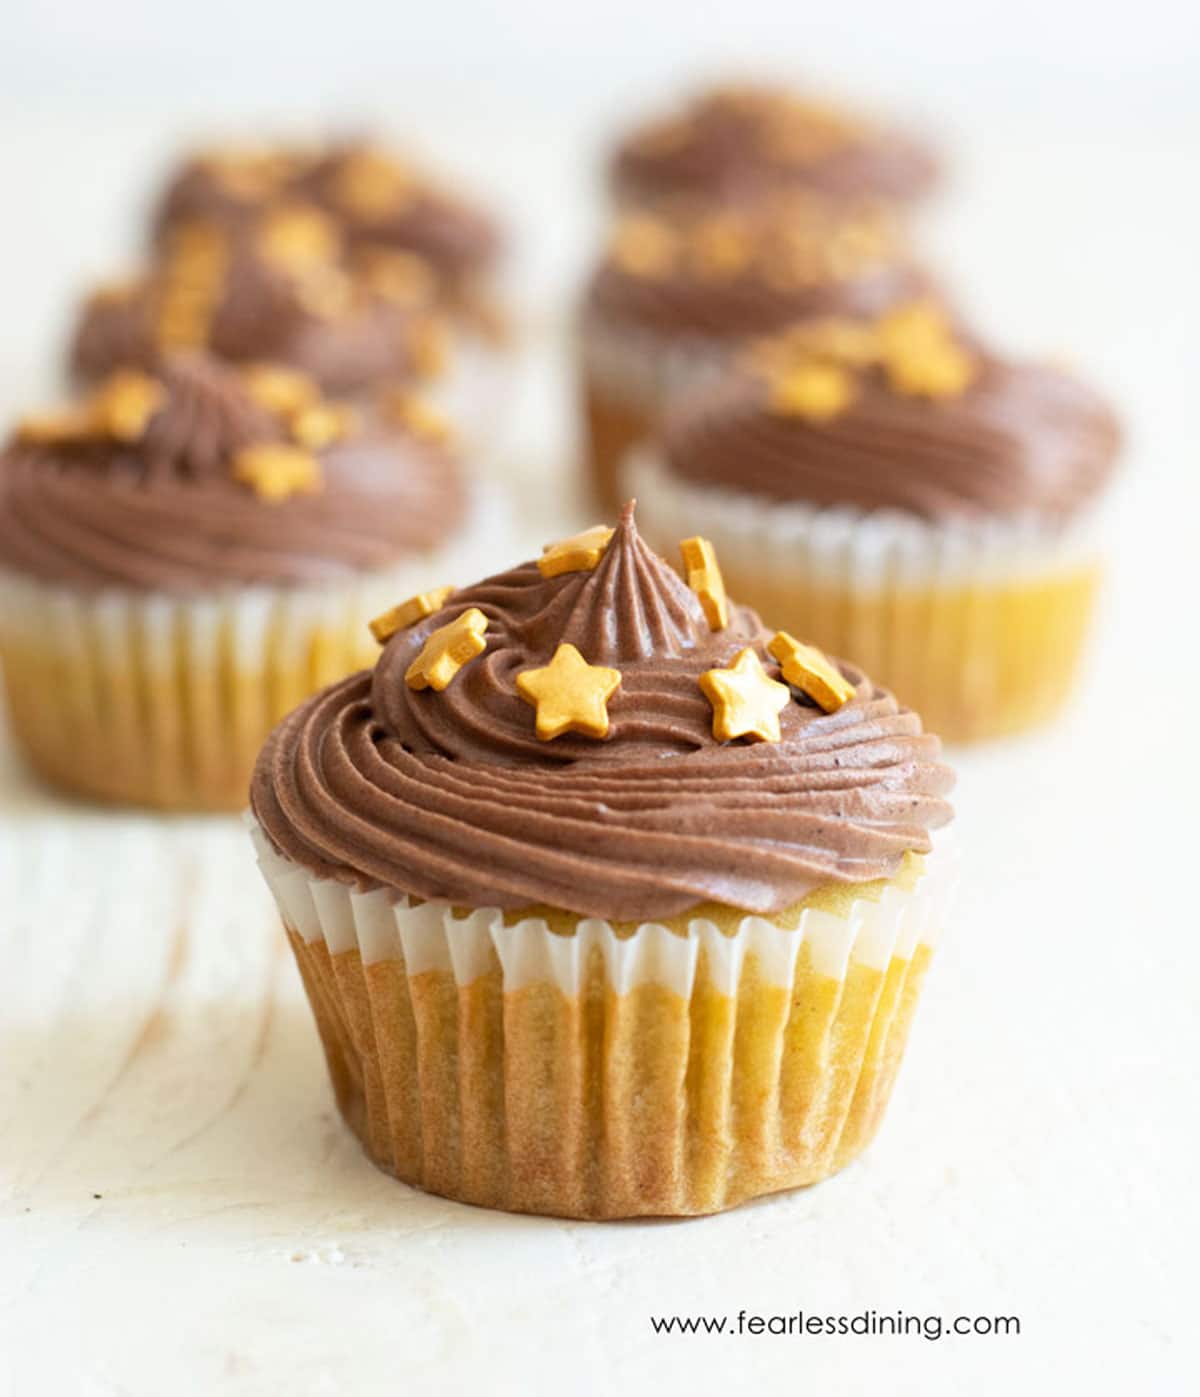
(630, 304), (1122, 741)
(71, 203), (448, 399)
(248, 503), (955, 1219)
(611, 82), (939, 214)
(580, 194), (934, 509)
(149, 140), (509, 439)
(0, 354), (476, 810)
(153, 141), (502, 311)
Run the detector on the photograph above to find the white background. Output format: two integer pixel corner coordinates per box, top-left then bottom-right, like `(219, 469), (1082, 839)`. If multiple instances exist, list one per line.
(1, 3), (1199, 1394)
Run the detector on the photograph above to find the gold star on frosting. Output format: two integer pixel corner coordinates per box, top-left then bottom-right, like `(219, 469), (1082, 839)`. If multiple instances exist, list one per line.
(611, 215), (678, 278)
(679, 536), (728, 630)
(876, 302), (974, 399)
(699, 647), (790, 744)
(332, 149), (414, 221)
(369, 586), (455, 644)
(767, 631), (855, 712)
(232, 444), (323, 501)
(241, 364), (320, 417)
(770, 361), (855, 421)
(290, 402), (357, 450)
(383, 391), (454, 445)
(257, 203), (340, 271)
(405, 608), (488, 691)
(89, 371), (166, 441)
(538, 525), (615, 579)
(516, 643), (622, 741)
(17, 371), (164, 447)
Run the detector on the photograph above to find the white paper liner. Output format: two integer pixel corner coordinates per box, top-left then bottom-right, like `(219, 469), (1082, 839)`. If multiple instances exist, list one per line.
(627, 446), (1108, 588)
(248, 813), (953, 994)
(0, 485), (508, 806)
(580, 312), (738, 413)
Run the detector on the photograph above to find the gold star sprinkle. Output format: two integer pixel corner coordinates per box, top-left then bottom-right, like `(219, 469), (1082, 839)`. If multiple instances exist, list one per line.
(516, 643), (622, 741)
(89, 371), (165, 441)
(679, 536), (728, 630)
(408, 314), (450, 378)
(611, 215), (678, 278)
(360, 248), (436, 307)
(877, 302), (974, 400)
(241, 365), (320, 417)
(15, 409), (93, 446)
(689, 218), (751, 280)
(405, 608), (488, 691)
(767, 631), (855, 712)
(368, 586), (455, 644)
(290, 403), (357, 450)
(257, 203), (340, 271)
(383, 391), (454, 445)
(538, 525), (615, 579)
(332, 149), (413, 220)
(699, 647), (790, 744)
(232, 444), (323, 502)
(770, 361), (855, 421)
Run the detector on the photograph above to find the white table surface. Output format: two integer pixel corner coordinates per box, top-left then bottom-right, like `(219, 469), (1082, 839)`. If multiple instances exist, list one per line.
(1, 113), (1197, 1396)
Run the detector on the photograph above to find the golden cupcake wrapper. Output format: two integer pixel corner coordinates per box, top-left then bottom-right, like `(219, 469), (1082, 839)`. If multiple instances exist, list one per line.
(630, 449), (1107, 742)
(249, 816), (953, 1219)
(0, 552), (461, 810)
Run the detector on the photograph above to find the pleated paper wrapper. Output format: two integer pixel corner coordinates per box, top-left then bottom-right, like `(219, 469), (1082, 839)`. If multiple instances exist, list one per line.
(0, 488), (506, 811)
(579, 313), (738, 510)
(628, 449), (1110, 742)
(249, 814), (954, 1219)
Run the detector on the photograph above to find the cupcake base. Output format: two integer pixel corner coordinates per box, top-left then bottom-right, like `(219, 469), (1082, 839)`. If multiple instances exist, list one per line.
(0, 554), (464, 811)
(251, 821), (951, 1219)
(582, 379), (654, 516)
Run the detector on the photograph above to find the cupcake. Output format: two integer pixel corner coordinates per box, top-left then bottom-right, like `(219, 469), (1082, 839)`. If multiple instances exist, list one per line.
(0, 354), (474, 810)
(580, 194), (934, 510)
(610, 82), (939, 214)
(70, 203), (448, 400)
(152, 141), (503, 314)
(148, 140), (509, 441)
(248, 502), (955, 1219)
(630, 304), (1122, 741)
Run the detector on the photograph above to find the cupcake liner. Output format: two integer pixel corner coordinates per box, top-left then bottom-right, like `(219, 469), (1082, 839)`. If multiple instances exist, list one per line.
(581, 312), (739, 411)
(629, 449), (1108, 741)
(579, 313), (737, 510)
(248, 814), (953, 1219)
(0, 491), (505, 810)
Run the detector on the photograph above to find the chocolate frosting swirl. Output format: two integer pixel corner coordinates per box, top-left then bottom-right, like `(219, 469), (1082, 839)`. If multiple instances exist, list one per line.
(0, 355), (465, 592)
(70, 245), (440, 398)
(612, 84), (939, 209)
(152, 141), (502, 292)
(663, 347), (1122, 521)
(252, 505), (953, 920)
(586, 200), (933, 339)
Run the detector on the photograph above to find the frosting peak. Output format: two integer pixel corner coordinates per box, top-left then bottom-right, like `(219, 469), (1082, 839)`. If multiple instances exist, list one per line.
(534, 503), (712, 665)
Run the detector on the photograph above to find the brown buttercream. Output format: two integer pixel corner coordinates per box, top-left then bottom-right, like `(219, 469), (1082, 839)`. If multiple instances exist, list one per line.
(612, 84), (939, 210)
(70, 224), (446, 398)
(251, 504), (953, 920)
(0, 355), (465, 592)
(152, 141), (502, 293)
(585, 197), (932, 339)
(662, 315), (1122, 521)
